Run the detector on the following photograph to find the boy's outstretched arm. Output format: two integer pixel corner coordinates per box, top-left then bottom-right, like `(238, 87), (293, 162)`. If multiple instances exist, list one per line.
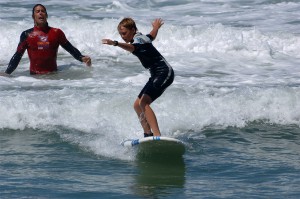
(149, 18), (164, 40)
(102, 39), (135, 52)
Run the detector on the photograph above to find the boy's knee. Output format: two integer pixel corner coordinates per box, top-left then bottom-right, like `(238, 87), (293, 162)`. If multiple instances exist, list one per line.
(133, 99), (140, 111)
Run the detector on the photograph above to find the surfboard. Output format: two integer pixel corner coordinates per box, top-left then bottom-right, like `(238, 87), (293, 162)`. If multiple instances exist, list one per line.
(121, 136), (185, 158)
(124, 137), (186, 187)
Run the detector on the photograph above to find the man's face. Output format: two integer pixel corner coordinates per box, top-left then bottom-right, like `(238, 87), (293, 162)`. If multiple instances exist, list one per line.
(33, 5), (47, 26)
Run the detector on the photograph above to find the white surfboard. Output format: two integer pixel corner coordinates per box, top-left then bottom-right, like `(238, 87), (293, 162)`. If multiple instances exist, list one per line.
(122, 136), (185, 157)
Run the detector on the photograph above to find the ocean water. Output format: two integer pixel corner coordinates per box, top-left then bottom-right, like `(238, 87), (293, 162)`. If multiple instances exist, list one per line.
(1, 0), (300, 198)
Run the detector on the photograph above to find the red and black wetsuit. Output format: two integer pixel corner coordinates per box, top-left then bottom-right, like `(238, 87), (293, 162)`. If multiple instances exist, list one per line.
(6, 25), (84, 74)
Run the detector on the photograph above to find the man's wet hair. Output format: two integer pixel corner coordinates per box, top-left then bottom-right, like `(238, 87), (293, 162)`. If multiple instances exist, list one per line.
(32, 4), (48, 18)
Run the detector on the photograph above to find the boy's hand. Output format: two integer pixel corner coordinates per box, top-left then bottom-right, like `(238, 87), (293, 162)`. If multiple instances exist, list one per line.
(152, 18), (164, 30)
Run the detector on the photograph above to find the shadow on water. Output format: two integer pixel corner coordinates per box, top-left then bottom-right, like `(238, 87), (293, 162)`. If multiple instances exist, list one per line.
(132, 143), (186, 197)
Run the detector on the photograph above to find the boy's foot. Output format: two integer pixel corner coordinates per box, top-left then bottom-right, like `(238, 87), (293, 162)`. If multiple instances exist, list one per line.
(144, 132), (154, 137)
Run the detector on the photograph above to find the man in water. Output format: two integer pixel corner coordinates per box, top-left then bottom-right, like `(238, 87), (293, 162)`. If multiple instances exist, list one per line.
(1, 4), (91, 76)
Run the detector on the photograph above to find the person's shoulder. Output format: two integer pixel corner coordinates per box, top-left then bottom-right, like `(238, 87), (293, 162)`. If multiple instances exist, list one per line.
(49, 27), (67, 38)
(20, 28), (34, 38)
(49, 27), (64, 33)
(132, 32), (152, 44)
(22, 28), (34, 35)
(24, 27), (34, 32)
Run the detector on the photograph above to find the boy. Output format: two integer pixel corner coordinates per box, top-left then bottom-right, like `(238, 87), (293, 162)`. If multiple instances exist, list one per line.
(102, 18), (174, 137)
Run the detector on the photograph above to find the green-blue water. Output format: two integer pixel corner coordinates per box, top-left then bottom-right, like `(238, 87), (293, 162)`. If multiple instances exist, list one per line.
(1, 123), (300, 198)
(1, 0), (300, 198)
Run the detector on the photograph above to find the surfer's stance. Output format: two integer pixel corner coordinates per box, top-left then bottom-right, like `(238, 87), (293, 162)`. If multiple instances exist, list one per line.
(102, 18), (174, 137)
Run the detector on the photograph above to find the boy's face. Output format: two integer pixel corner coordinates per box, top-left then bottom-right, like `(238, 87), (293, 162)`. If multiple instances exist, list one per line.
(118, 26), (135, 43)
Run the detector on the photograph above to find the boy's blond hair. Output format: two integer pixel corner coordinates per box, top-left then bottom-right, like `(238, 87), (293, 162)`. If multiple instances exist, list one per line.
(118, 18), (138, 31)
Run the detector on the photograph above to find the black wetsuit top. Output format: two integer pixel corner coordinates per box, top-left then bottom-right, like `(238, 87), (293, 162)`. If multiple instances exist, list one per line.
(131, 32), (174, 101)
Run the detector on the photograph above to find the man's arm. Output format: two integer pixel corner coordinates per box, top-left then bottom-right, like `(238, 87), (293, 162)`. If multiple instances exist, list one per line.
(5, 52), (23, 74)
(58, 28), (91, 67)
(5, 31), (28, 75)
(61, 41), (91, 66)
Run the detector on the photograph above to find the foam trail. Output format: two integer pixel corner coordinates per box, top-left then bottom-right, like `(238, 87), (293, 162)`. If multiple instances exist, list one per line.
(1, 0), (300, 159)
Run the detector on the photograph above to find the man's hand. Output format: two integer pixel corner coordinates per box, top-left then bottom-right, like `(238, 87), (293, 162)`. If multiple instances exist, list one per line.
(82, 56), (92, 66)
(0, 72), (10, 77)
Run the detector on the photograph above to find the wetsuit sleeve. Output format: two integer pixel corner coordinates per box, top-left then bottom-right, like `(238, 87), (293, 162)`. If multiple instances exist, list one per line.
(57, 29), (84, 62)
(132, 33), (153, 54)
(5, 31), (28, 74)
(146, 34), (154, 41)
(61, 41), (84, 62)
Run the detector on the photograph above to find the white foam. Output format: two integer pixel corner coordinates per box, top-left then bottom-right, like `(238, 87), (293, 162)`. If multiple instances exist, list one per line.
(1, 0), (300, 160)
(1, 17), (299, 64)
